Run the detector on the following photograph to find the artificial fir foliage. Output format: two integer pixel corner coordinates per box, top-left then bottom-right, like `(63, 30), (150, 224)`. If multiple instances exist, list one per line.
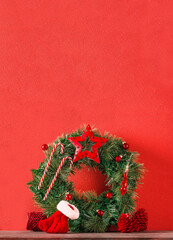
(27, 125), (145, 233)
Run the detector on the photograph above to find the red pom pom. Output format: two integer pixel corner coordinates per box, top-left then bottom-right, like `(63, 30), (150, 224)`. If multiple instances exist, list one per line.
(97, 210), (104, 216)
(65, 193), (72, 201)
(122, 142), (129, 150)
(115, 155), (122, 162)
(106, 192), (113, 199)
(41, 144), (48, 151)
(27, 212), (47, 231)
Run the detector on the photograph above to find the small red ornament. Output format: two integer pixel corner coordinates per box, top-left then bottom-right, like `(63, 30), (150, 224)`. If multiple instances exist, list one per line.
(41, 144), (48, 151)
(122, 142), (129, 150)
(115, 155), (122, 162)
(120, 186), (127, 195)
(120, 164), (129, 195)
(65, 193), (72, 201)
(97, 210), (104, 216)
(106, 192), (113, 199)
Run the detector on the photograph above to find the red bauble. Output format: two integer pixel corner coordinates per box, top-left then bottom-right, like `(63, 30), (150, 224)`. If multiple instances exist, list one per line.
(97, 210), (104, 216)
(41, 144), (48, 151)
(122, 142), (129, 150)
(65, 193), (72, 201)
(106, 192), (113, 199)
(115, 155), (122, 162)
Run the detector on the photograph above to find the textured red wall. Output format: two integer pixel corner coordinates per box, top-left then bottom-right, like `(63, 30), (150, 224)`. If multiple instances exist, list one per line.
(0, 0), (173, 231)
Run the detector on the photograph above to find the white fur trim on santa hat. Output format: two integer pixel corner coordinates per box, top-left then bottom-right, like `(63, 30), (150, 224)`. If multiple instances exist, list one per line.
(57, 200), (79, 220)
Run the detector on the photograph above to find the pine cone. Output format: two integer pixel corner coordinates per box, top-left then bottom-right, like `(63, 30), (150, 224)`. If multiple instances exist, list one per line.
(27, 212), (47, 231)
(128, 216), (139, 232)
(118, 209), (148, 233)
(118, 213), (131, 232)
(133, 208), (148, 231)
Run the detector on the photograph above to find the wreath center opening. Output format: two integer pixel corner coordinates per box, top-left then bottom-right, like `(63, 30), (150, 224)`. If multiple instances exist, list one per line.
(69, 165), (108, 195)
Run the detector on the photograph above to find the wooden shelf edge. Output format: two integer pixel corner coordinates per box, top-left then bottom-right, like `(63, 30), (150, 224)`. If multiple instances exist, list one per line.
(0, 231), (173, 240)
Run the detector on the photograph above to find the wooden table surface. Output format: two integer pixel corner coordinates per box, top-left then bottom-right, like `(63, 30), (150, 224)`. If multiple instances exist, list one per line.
(0, 231), (173, 240)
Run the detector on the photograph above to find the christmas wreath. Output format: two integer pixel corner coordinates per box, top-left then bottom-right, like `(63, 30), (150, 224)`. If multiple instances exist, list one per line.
(27, 125), (146, 233)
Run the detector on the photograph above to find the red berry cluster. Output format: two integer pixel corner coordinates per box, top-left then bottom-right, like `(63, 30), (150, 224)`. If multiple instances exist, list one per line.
(97, 192), (113, 217)
(115, 142), (129, 163)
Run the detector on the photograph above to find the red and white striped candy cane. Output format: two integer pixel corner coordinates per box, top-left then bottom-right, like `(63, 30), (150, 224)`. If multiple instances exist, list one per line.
(43, 156), (73, 201)
(38, 143), (64, 190)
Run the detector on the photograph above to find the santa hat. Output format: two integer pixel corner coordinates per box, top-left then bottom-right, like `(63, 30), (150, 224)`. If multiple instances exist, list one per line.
(38, 200), (79, 233)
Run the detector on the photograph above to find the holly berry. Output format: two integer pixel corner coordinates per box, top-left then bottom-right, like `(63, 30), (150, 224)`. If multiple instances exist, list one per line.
(122, 142), (129, 150)
(106, 192), (113, 199)
(97, 210), (104, 216)
(65, 193), (72, 201)
(115, 155), (122, 162)
(41, 144), (48, 151)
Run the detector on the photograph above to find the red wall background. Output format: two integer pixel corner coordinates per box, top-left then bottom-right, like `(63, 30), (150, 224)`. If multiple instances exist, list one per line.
(0, 0), (173, 231)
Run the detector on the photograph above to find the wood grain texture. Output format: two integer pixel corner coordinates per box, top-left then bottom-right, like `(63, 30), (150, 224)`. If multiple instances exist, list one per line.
(0, 231), (173, 240)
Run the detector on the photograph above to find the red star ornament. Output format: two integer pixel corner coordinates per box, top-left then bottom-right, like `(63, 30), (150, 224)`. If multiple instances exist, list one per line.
(68, 125), (108, 163)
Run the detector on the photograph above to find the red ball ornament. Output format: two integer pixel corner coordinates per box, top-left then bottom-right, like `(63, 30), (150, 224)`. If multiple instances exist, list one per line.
(123, 142), (129, 150)
(97, 210), (104, 217)
(41, 144), (48, 151)
(115, 155), (122, 162)
(65, 193), (72, 201)
(106, 192), (113, 199)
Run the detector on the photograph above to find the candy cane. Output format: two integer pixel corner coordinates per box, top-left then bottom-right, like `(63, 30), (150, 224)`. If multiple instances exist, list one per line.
(38, 143), (64, 190)
(43, 156), (73, 200)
